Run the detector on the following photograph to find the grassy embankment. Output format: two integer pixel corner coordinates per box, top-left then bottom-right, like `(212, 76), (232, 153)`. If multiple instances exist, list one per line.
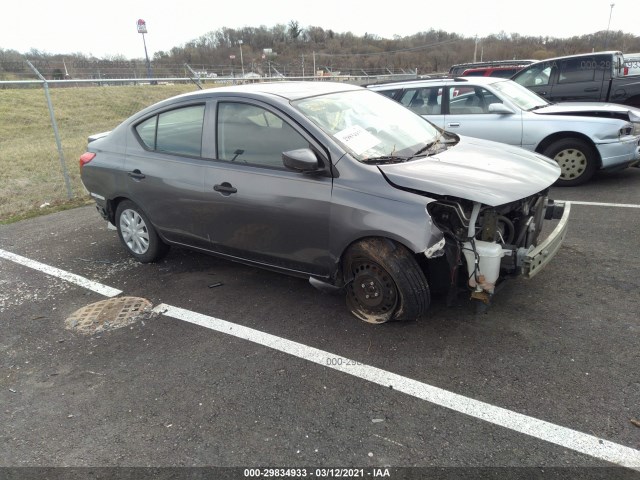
(0, 83), (199, 224)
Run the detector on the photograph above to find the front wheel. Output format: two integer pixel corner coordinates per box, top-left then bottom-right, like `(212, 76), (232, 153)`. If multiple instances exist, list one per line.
(543, 138), (598, 186)
(115, 200), (169, 263)
(343, 238), (430, 324)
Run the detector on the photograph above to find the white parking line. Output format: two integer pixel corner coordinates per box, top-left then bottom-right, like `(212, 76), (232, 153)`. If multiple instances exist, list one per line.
(154, 303), (640, 470)
(559, 200), (640, 209)
(3, 246), (640, 469)
(0, 248), (122, 297)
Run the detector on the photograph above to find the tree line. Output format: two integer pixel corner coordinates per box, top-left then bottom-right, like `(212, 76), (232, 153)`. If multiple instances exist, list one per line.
(2, 22), (639, 80)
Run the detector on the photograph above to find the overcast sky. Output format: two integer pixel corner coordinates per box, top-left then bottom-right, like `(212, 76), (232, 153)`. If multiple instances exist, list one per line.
(0, 0), (635, 59)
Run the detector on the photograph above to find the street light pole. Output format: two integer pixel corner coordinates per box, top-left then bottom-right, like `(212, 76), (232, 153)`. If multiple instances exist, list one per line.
(239, 40), (245, 77)
(137, 19), (153, 80)
(605, 3), (615, 49)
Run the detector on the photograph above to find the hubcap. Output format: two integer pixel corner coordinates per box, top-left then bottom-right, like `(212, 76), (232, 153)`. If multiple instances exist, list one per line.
(554, 148), (586, 180)
(120, 209), (150, 255)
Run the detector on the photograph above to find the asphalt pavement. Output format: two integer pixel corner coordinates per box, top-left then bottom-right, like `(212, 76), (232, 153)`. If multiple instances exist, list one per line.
(1, 168), (640, 479)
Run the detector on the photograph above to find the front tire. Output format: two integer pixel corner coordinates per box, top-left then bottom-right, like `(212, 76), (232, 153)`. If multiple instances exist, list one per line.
(115, 200), (169, 263)
(543, 138), (598, 186)
(343, 238), (430, 324)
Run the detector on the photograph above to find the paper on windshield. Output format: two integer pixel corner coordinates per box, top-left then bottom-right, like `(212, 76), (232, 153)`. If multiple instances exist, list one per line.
(334, 125), (380, 155)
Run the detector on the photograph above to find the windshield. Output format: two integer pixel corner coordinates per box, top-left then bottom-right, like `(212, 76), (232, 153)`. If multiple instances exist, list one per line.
(492, 80), (549, 111)
(292, 89), (440, 162)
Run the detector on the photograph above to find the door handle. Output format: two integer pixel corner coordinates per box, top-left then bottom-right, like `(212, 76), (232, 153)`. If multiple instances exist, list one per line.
(128, 169), (146, 180)
(447, 122), (461, 127)
(538, 91), (547, 96)
(213, 182), (237, 195)
(584, 87), (599, 92)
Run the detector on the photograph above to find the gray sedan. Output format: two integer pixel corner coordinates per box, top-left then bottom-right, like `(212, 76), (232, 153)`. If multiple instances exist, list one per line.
(80, 82), (568, 323)
(369, 77), (640, 186)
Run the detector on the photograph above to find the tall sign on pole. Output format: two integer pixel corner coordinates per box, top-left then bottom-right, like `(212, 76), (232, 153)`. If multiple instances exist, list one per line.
(137, 19), (153, 80)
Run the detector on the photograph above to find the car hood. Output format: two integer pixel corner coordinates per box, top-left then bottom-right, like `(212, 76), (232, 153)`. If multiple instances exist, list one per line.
(533, 102), (640, 120)
(378, 136), (560, 206)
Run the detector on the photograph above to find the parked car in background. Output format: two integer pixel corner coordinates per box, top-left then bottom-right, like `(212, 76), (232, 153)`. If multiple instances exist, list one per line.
(461, 66), (528, 78)
(624, 53), (640, 76)
(368, 77), (640, 186)
(511, 51), (640, 108)
(449, 59), (536, 76)
(80, 82), (569, 323)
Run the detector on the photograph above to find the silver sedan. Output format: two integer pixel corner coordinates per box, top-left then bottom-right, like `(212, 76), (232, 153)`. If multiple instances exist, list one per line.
(369, 77), (640, 186)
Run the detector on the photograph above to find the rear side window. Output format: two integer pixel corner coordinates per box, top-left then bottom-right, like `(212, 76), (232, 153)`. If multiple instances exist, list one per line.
(462, 70), (487, 77)
(558, 58), (597, 84)
(135, 104), (205, 157)
(489, 68), (518, 78)
(376, 89), (398, 100)
(398, 87), (442, 115)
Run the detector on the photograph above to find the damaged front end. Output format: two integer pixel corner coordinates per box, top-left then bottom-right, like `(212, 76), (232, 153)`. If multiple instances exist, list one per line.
(426, 192), (570, 306)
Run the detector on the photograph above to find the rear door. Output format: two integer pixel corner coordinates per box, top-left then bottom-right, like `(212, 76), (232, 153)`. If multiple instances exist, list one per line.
(124, 102), (211, 248)
(549, 55), (606, 102)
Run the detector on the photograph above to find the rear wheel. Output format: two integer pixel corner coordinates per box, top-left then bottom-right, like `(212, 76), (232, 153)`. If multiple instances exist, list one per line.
(343, 238), (430, 324)
(115, 200), (169, 263)
(543, 138), (598, 186)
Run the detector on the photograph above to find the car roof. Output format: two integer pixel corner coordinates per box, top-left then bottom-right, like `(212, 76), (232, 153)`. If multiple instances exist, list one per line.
(368, 77), (506, 89)
(525, 50), (622, 65)
(450, 59), (535, 70)
(174, 81), (364, 102)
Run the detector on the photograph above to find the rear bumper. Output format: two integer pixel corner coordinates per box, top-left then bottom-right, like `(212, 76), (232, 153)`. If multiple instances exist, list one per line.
(522, 201), (571, 278)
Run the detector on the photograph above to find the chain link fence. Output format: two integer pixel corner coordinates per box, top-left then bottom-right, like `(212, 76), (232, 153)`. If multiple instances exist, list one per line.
(0, 60), (417, 222)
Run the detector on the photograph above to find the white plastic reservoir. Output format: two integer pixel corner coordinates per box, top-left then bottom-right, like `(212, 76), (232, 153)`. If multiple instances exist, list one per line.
(462, 240), (506, 293)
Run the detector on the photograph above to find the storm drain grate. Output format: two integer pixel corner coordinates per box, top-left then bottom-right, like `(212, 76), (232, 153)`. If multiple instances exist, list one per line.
(65, 297), (154, 335)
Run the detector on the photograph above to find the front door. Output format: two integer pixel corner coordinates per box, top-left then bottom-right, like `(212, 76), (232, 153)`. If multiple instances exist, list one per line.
(203, 101), (334, 277)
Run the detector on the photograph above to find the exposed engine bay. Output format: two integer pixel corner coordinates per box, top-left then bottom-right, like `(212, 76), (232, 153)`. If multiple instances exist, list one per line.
(426, 191), (568, 305)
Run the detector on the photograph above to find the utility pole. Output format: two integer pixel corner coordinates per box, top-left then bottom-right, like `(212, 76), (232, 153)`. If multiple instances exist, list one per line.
(473, 35), (478, 63)
(239, 40), (245, 77)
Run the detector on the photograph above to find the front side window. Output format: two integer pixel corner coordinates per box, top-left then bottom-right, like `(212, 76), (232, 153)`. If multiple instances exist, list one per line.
(513, 64), (553, 87)
(217, 102), (308, 168)
(447, 86), (500, 114)
(135, 104), (205, 157)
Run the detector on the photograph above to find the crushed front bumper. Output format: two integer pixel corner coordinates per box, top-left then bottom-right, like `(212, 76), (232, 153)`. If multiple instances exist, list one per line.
(522, 201), (571, 278)
(597, 135), (640, 170)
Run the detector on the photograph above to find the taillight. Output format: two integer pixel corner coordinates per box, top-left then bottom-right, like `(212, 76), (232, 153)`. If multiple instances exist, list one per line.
(79, 152), (96, 169)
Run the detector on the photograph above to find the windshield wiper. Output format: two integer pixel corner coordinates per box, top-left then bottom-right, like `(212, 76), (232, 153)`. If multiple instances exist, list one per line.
(528, 104), (549, 111)
(361, 155), (409, 164)
(409, 132), (448, 159)
(410, 141), (439, 159)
